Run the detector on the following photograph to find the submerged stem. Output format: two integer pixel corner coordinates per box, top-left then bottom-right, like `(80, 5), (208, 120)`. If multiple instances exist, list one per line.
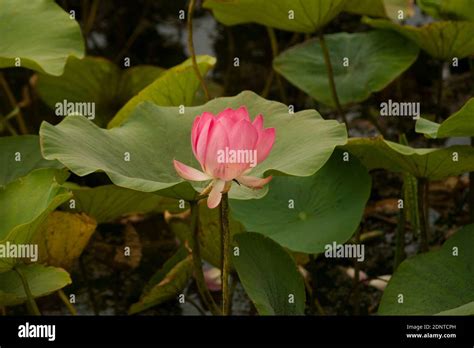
(318, 33), (346, 124)
(266, 27), (287, 103)
(14, 266), (41, 316)
(220, 193), (231, 316)
(187, 0), (210, 101)
(190, 201), (220, 315)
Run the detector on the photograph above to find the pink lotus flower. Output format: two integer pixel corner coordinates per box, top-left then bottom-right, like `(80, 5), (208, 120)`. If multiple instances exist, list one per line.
(173, 106), (275, 209)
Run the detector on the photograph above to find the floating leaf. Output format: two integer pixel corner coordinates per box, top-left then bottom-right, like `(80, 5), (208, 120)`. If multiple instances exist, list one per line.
(274, 31), (419, 107)
(0, 135), (62, 187)
(418, 0), (474, 21)
(233, 233), (305, 315)
(230, 150), (371, 253)
(416, 98), (474, 138)
(0, 264), (71, 307)
(203, 0), (347, 33)
(129, 255), (193, 314)
(378, 224), (474, 315)
(108, 56), (216, 128)
(363, 17), (474, 60)
(63, 184), (184, 223)
(36, 56), (165, 126)
(33, 211), (97, 269)
(0, 0), (84, 75)
(344, 137), (474, 180)
(40, 91), (347, 200)
(0, 169), (71, 272)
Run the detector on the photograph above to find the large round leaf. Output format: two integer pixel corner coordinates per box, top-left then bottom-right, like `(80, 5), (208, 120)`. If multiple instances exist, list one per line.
(0, 264), (71, 307)
(36, 56), (165, 127)
(416, 98), (474, 138)
(108, 56), (216, 128)
(203, 0), (347, 33)
(0, 0), (84, 75)
(273, 31), (419, 107)
(0, 168), (71, 272)
(230, 150), (371, 253)
(343, 0), (415, 21)
(363, 17), (474, 60)
(39, 91), (347, 200)
(0, 135), (63, 188)
(378, 224), (474, 315)
(344, 137), (474, 180)
(62, 184), (183, 223)
(233, 232), (306, 315)
(418, 0), (474, 21)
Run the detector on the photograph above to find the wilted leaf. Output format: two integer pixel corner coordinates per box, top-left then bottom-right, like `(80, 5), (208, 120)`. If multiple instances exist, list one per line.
(33, 211), (96, 269)
(129, 255), (192, 314)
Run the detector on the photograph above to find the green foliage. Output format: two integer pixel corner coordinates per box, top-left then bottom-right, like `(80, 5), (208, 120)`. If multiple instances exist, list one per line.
(274, 31), (419, 107)
(233, 233), (306, 315)
(0, 0), (84, 75)
(230, 150), (371, 253)
(379, 224), (474, 315)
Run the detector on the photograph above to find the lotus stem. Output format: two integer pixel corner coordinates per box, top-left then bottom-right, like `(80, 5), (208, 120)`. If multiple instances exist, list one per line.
(318, 33), (347, 124)
(57, 289), (77, 316)
(220, 192), (231, 315)
(14, 266), (41, 316)
(417, 178), (430, 252)
(266, 27), (287, 103)
(471, 137), (474, 223)
(187, 0), (211, 101)
(190, 201), (220, 315)
(394, 201), (406, 270)
(0, 72), (28, 134)
(435, 62), (444, 122)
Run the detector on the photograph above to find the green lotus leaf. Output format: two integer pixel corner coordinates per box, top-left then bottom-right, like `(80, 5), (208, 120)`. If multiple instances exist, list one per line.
(62, 184), (184, 223)
(415, 98), (474, 138)
(108, 55), (216, 128)
(344, 137), (474, 180)
(418, 0), (474, 21)
(0, 135), (63, 188)
(39, 91), (347, 200)
(273, 31), (419, 107)
(203, 0), (347, 33)
(0, 0), (84, 75)
(378, 224), (474, 315)
(230, 150), (371, 253)
(233, 232), (306, 315)
(344, 0), (414, 21)
(0, 264), (71, 307)
(36, 56), (165, 126)
(363, 17), (474, 60)
(0, 168), (71, 272)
